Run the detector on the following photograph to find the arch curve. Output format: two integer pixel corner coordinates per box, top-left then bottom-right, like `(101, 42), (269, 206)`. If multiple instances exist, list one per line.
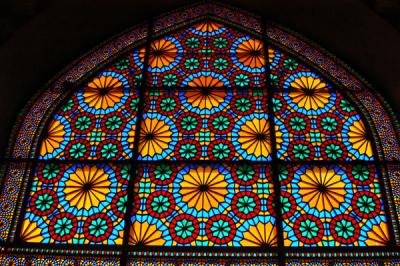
(1, 2), (400, 265)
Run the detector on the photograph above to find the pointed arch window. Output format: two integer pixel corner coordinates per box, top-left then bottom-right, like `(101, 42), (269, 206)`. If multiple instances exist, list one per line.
(1, 2), (400, 265)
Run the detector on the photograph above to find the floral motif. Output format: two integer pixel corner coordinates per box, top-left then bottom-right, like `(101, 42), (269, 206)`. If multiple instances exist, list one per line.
(366, 222), (390, 246)
(63, 165), (111, 210)
(234, 114), (271, 160)
(129, 221), (165, 246)
(82, 75), (125, 110)
(347, 120), (373, 158)
(240, 222), (277, 247)
(169, 214), (199, 245)
(184, 89), (228, 111)
(330, 214), (360, 245)
(297, 166), (346, 212)
(49, 212), (78, 242)
(293, 214), (324, 245)
(142, 38), (181, 69)
(206, 214), (236, 245)
(187, 75), (225, 87)
(286, 73), (331, 111)
(83, 213), (113, 243)
(179, 166), (228, 212)
(139, 116), (174, 159)
(40, 119), (67, 158)
(234, 38), (265, 69)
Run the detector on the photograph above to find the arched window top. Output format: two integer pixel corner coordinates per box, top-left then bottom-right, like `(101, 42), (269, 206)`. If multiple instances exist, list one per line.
(1, 2), (400, 265)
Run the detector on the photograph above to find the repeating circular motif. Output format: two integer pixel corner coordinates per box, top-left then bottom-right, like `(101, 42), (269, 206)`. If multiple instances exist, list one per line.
(36, 163), (64, 184)
(22, 257), (38, 266)
(371, 107), (384, 119)
(30, 107), (44, 118)
(39, 116), (71, 159)
(3, 257), (18, 266)
(29, 189), (58, 216)
(205, 214), (236, 245)
(330, 214), (360, 244)
(49, 212), (78, 242)
(231, 164), (260, 186)
(101, 260), (118, 266)
(125, 94), (139, 115)
(231, 36), (265, 73)
(390, 167), (400, 182)
(320, 139), (348, 160)
(287, 140), (315, 160)
(232, 112), (272, 161)
(348, 165), (375, 186)
(176, 112), (202, 134)
(61, 259), (77, 266)
(138, 113), (178, 160)
(81, 259), (97, 266)
(76, 72), (130, 115)
(3, 183), (18, 197)
(9, 167), (23, 180)
(282, 72), (335, 115)
(182, 33), (204, 51)
(23, 121), (37, 132)
(229, 71), (253, 87)
(174, 139), (201, 160)
(101, 112), (127, 134)
(0, 200), (13, 214)
(316, 113), (342, 135)
(293, 214), (324, 245)
(182, 55), (203, 73)
(208, 112), (234, 134)
(230, 94), (256, 116)
(284, 112), (311, 135)
(208, 139), (235, 160)
(111, 190), (127, 218)
(0, 217), (9, 232)
(383, 137), (398, 149)
(231, 191), (261, 219)
(17, 136), (31, 148)
(169, 214), (200, 245)
(352, 191), (381, 219)
(65, 139), (91, 160)
(146, 191), (176, 218)
(156, 93), (181, 116)
(181, 87), (232, 114)
(377, 121), (391, 134)
(83, 213), (113, 243)
(147, 164), (177, 186)
(70, 112), (96, 134)
(210, 55), (232, 73)
(96, 139), (123, 159)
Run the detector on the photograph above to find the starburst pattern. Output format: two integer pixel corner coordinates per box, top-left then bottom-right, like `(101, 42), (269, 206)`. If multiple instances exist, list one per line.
(297, 166), (346, 212)
(179, 166), (228, 212)
(234, 114), (272, 161)
(63, 165), (111, 210)
(83, 75), (125, 110)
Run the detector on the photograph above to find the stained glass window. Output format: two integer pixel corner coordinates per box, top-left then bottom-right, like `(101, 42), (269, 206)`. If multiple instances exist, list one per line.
(1, 2), (400, 265)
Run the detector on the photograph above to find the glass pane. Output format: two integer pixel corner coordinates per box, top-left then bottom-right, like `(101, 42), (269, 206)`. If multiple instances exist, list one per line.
(130, 163), (277, 247)
(39, 73), (140, 160)
(21, 163), (129, 245)
(279, 164), (390, 246)
(273, 87), (374, 161)
(138, 89), (272, 161)
(144, 21), (266, 87)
